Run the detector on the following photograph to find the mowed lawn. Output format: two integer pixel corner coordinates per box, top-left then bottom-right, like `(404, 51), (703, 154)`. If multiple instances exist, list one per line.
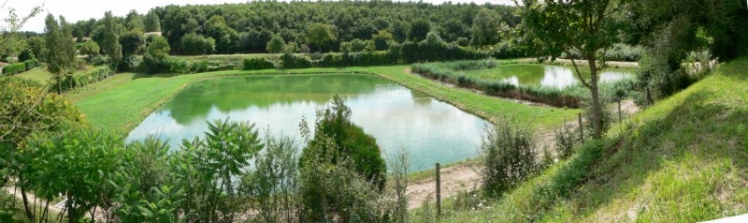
(67, 65), (579, 134)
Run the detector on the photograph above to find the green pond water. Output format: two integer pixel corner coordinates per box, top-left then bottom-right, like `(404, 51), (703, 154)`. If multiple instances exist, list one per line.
(464, 64), (634, 88)
(126, 74), (491, 172)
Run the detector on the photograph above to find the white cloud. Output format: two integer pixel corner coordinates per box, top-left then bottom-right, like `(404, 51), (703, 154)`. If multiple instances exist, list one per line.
(1, 0), (514, 32)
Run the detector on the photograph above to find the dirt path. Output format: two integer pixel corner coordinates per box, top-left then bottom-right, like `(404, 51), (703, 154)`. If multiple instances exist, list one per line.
(405, 164), (482, 209)
(4, 186), (64, 216)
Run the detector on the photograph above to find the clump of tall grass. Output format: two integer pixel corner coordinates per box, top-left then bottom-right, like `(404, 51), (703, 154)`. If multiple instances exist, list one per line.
(412, 63), (582, 107)
(481, 118), (541, 198)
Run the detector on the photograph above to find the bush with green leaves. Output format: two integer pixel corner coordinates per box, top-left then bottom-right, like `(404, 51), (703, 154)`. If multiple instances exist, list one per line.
(243, 57), (276, 70)
(23, 60), (36, 70)
(298, 96), (389, 222)
(482, 118), (540, 197)
(241, 134), (300, 223)
(1, 62), (26, 75)
(279, 53), (312, 69)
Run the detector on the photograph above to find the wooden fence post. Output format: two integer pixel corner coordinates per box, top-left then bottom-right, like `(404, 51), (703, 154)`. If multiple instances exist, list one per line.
(618, 97), (623, 123)
(436, 162), (441, 217)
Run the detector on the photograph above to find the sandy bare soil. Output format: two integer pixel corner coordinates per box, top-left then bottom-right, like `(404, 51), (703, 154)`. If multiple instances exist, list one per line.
(405, 164), (482, 209)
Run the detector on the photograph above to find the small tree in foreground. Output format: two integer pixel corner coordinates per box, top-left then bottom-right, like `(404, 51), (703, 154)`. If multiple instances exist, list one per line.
(298, 95), (388, 222)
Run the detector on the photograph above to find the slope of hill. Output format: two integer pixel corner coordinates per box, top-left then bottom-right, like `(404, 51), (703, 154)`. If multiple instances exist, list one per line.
(440, 57), (748, 222)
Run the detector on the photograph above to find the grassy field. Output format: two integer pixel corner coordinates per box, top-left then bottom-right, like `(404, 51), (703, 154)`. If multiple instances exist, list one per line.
(15, 65), (99, 85)
(435, 58), (748, 222)
(15, 67), (53, 84)
(66, 65), (579, 134)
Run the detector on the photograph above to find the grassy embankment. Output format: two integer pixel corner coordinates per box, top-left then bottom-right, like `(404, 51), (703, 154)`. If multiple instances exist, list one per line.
(436, 57), (748, 222)
(64, 65), (579, 134)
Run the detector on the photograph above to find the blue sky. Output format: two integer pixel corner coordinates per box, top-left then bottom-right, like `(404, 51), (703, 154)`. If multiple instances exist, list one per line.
(2, 0), (515, 32)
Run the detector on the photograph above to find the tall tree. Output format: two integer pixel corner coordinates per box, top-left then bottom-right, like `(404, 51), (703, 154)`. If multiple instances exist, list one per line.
(125, 10), (145, 31)
(103, 11), (123, 70)
(144, 11), (161, 32)
(45, 14), (77, 93)
(471, 8), (501, 46)
(306, 23), (336, 52)
(409, 19), (431, 42)
(266, 34), (285, 53)
(390, 20), (409, 43)
(519, 0), (625, 139)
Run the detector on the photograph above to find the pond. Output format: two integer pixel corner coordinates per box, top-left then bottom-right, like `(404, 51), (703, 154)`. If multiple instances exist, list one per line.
(463, 64), (634, 88)
(126, 74), (491, 172)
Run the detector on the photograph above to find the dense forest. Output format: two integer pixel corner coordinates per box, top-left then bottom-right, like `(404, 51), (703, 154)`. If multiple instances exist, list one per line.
(65, 1), (519, 55)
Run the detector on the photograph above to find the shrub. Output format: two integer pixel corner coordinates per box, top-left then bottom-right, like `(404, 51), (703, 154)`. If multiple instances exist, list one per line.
(555, 124), (580, 160)
(243, 57), (276, 70)
(162, 57), (190, 74)
(298, 97), (388, 222)
(2, 62), (26, 75)
(54, 66), (115, 92)
(279, 53), (312, 69)
(23, 60), (36, 70)
(482, 118), (539, 197)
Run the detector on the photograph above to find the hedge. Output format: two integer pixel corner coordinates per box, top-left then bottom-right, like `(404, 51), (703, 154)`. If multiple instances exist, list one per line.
(54, 66), (115, 92)
(23, 60), (37, 71)
(2, 62), (27, 75)
(243, 57), (276, 70)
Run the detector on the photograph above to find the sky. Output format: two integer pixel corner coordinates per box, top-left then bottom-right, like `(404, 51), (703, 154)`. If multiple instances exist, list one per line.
(1, 0), (515, 33)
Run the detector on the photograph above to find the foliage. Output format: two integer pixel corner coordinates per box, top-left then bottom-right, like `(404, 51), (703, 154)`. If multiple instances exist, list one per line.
(2, 62), (26, 75)
(54, 66), (116, 92)
(26, 126), (125, 222)
(79, 40), (100, 59)
(103, 11), (123, 70)
(300, 96), (387, 189)
(519, 0), (626, 139)
(408, 18), (431, 42)
(471, 8), (502, 46)
(142, 35), (171, 73)
(45, 14), (78, 93)
(0, 77), (83, 221)
(22, 60), (36, 71)
(265, 34), (286, 53)
(27, 36), (46, 63)
(481, 118), (540, 197)
(340, 38), (375, 53)
(306, 23), (336, 52)
(279, 53), (312, 69)
(242, 57), (276, 70)
(242, 134), (299, 223)
(119, 30), (145, 56)
(372, 30), (394, 51)
(144, 11), (161, 32)
(180, 33), (215, 55)
(554, 124), (580, 160)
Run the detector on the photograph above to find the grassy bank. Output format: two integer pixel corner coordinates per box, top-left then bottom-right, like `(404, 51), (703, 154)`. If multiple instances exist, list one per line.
(436, 58), (748, 222)
(67, 65), (578, 134)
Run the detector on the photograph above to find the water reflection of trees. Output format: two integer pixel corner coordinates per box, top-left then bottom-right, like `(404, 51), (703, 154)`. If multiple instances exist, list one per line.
(166, 74), (387, 125)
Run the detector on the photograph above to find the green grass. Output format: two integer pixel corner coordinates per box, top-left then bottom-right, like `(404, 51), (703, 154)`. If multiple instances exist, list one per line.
(67, 65), (579, 135)
(15, 67), (52, 84)
(15, 66), (99, 85)
(436, 57), (748, 222)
